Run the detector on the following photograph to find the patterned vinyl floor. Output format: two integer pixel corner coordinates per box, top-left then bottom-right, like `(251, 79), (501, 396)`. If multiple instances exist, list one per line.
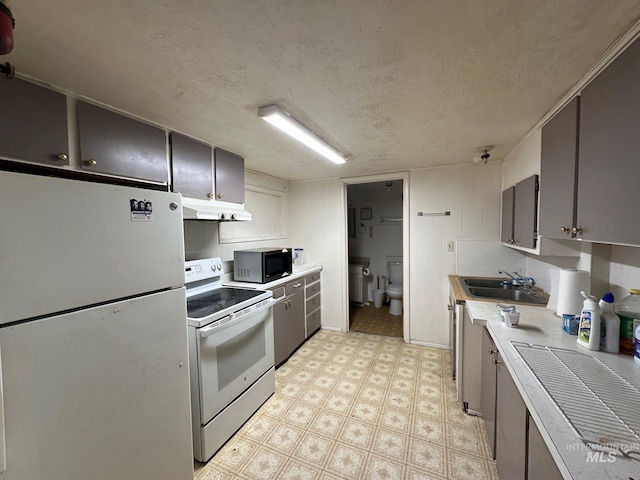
(194, 330), (498, 480)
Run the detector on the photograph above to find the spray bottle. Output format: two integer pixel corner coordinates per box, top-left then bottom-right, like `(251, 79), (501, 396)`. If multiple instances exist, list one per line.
(577, 291), (600, 350)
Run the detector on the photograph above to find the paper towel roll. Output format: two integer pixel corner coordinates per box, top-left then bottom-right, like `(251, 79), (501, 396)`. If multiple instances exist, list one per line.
(546, 268), (560, 311)
(556, 269), (590, 316)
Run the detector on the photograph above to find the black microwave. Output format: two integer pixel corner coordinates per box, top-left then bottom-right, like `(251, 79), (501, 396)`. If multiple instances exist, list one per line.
(233, 248), (293, 283)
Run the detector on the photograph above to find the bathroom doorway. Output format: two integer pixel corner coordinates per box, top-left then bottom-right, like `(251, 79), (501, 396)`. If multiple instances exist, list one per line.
(344, 176), (407, 338)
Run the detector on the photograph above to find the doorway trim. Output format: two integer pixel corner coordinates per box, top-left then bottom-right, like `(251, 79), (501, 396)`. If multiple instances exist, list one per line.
(341, 172), (410, 343)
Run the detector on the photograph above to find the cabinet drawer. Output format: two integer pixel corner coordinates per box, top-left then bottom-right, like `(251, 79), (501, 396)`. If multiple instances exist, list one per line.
(305, 272), (320, 285)
(306, 294), (321, 313)
(285, 280), (304, 295)
(305, 281), (321, 297)
(306, 308), (321, 337)
(270, 286), (285, 299)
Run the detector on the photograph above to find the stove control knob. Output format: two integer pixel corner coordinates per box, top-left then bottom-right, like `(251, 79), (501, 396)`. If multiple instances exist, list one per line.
(217, 264), (222, 270)
(220, 213), (227, 220)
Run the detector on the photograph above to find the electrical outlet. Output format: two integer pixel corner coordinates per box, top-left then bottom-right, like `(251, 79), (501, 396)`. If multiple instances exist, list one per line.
(446, 240), (454, 252)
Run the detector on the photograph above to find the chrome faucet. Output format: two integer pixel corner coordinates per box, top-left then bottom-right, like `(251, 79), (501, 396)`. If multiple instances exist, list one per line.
(499, 270), (521, 283)
(499, 270), (535, 293)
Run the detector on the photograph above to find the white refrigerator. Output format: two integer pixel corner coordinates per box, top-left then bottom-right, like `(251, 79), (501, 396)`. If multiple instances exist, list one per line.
(0, 170), (193, 479)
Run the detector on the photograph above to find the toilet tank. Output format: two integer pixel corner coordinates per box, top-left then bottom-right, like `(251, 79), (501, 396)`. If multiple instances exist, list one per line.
(388, 261), (402, 283)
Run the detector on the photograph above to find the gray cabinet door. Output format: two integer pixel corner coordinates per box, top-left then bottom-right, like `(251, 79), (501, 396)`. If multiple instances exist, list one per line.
(273, 298), (289, 366)
(513, 175), (538, 249)
(171, 133), (213, 199)
(78, 101), (168, 183)
(528, 413), (563, 480)
(0, 78), (69, 166)
(481, 327), (497, 460)
(539, 97), (579, 239)
(577, 38), (640, 244)
(496, 352), (527, 480)
(501, 187), (515, 244)
(273, 289), (305, 366)
(214, 148), (245, 204)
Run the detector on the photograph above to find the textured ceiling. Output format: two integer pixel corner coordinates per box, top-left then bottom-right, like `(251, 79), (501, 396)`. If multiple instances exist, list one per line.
(6, 1), (640, 181)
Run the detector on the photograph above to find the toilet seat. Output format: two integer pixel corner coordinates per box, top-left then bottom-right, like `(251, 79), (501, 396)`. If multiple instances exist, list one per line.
(387, 283), (402, 293)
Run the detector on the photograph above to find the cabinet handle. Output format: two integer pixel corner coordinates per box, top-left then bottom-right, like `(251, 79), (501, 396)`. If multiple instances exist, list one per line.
(86, 159), (97, 166)
(217, 193), (224, 199)
(571, 227), (583, 235)
(207, 192), (214, 199)
(56, 153), (68, 161)
(293, 283), (302, 288)
(447, 305), (453, 311)
(488, 348), (496, 355)
(492, 358), (501, 365)
(560, 227), (571, 234)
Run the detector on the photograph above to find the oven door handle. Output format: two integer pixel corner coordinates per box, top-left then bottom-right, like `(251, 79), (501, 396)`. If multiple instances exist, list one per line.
(199, 299), (274, 338)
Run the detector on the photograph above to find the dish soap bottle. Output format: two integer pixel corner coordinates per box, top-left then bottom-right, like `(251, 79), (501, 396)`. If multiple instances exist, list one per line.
(599, 293), (620, 353)
(577, 291), (600, 350)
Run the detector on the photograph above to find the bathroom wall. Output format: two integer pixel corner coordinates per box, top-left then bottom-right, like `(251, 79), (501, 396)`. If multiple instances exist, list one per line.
(347, 180), (403, 300)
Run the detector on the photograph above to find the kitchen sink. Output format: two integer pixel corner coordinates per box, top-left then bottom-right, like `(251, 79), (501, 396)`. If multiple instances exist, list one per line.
(463, 278), (512, 289)
(460, 278), (548, 305)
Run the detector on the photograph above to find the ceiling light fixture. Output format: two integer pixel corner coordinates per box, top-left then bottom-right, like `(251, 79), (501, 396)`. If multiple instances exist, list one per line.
(258, 104), (347, 165)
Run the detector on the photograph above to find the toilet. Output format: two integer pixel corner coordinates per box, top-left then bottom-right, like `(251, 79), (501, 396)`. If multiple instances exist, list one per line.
(386, 259), (403, 316)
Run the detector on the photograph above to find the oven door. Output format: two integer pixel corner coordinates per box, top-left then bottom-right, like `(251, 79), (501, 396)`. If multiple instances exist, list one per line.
(194, 300), (274, 425)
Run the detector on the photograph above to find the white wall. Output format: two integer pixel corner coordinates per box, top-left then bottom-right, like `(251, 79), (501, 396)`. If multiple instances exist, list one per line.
(289, 164), (510, 347)
(409, 162), (504, 348)
(288, 178), (347, 333)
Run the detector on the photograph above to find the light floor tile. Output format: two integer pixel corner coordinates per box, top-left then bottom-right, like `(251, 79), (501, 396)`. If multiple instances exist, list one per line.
(194, 330), (498, 480)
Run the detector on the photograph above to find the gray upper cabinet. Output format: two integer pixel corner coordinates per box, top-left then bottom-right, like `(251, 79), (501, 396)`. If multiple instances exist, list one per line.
(501, 186), (515, 244)
(171, 133), (213, 199)
(539, 97), (579, 239)
(577, 37), (640, 245)
(214, 148), (245, 204)
(78, 101), (168, 183)
(513, 175), (538, 249)
(0, 78), (69, 166)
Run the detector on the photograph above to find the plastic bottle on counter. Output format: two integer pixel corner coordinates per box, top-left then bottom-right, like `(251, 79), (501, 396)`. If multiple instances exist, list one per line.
(614, 289), (640, 356)
(599, 293), (620, 353)
(577, 291), (600, 351)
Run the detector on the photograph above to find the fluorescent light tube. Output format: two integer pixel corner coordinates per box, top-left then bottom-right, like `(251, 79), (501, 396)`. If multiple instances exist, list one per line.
(258, 105), (346, 164)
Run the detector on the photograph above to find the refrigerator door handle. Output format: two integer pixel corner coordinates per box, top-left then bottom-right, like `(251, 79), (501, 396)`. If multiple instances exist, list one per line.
(0, 346), (6, 474)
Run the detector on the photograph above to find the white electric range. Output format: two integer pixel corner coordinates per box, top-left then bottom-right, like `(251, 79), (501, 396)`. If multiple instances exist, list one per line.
(184, 257), (275, 462)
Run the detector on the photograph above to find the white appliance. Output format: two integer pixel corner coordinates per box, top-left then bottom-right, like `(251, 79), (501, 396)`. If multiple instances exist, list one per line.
(0, 170), (193, 479)
(185, 258), (275, 462)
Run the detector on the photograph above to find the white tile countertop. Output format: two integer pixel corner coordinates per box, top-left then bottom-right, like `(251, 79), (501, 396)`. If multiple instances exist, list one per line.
(465, 300), (640, 480)
(224, 264), (322, 290)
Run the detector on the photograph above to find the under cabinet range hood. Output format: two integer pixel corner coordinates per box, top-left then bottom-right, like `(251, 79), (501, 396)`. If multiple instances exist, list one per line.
(182, 197), (252, 221)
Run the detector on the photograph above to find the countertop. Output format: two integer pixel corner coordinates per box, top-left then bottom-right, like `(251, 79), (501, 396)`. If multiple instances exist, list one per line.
(224, 264), (322, 290)
(466, 300), (640, 480)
